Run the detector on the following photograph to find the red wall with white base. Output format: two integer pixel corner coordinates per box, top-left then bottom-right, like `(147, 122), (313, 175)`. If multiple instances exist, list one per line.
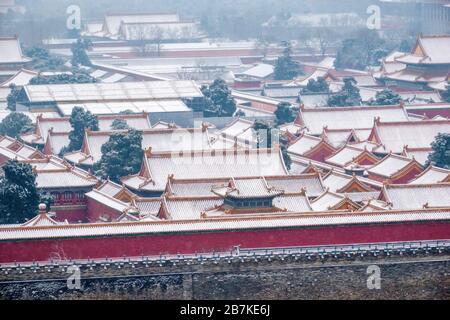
(0, 221), (449, 263)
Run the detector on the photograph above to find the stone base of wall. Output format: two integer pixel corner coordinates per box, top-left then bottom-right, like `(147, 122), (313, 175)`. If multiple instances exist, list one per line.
(0, 254), (449, 300)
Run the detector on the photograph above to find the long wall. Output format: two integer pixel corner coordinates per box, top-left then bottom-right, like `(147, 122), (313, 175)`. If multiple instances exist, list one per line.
(1, 252), (449, 300)
(1, 220), (449, 263)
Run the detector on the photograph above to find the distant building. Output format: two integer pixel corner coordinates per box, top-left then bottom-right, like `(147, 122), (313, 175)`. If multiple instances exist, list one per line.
(379, 0), (450, 35)
(83, 12), (205, 42)
(18, 80), (203, 127)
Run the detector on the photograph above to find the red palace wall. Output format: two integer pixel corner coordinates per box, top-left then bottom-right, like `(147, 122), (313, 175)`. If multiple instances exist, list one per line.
(86, 197), (122, 223)
(52, 206), (87, 223)
(0, 221), (449, 263)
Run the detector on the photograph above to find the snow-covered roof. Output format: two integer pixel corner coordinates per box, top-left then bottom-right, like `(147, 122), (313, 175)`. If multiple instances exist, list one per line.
(23, 80), (203, 103)
(409, 166), (450, 185)
(367, 153), (421, 178)
(241, 63), (274, 79)
(287, 134), (325, 156)
(123, 148), (289, 192)
(370, 119), (450, 153)
(382, 183), (450, 209)
(66, 127), (213, 166)
(325, 145), (377, 167)
(299, 105), (410, 135)
(321, 170), (382, 192)
(56, 100), (190, 116)
(0, 37), (31, 64)
(395, 35), (450, 65)
(0, 69), (37, 87)
(167, 174), (325, 198)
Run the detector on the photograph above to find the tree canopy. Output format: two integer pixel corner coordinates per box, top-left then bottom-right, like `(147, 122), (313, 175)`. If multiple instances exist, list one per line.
(328, 77), (361, 107)
(29, 70), (97, 85)
(94, 129), (144, 183)
(6, 84), (22, 111)
(279, 135), (292, 171)
(274, 102), (298, 125)
(66, 107), (99, 152)
(0, 160), (40, 224)
(71, 39), (93, 67)
(0, 112), (33, 139)
(200, 79), (237, 117)
(369, 89), (402, 106)
(110, 119), (130, 130)
(426, 133), (450, 169)
(23, 46), (65, 71)
(274, 43), (303, 80)
(301, 77), (330, 94)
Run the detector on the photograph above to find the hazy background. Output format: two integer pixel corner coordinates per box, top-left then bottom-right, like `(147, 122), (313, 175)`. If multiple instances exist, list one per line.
(2, 0), (377, 43)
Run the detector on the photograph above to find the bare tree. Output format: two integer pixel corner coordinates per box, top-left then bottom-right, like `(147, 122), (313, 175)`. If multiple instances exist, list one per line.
(315, 27), (335, 56)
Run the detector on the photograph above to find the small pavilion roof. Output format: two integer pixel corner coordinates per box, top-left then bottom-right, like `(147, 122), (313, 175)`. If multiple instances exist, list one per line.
(211, 177), (285, 199)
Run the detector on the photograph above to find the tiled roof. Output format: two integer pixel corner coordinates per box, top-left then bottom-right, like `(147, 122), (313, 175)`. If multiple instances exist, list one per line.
(370, 120), (450, 153)
(359, 199), (390, 212)
(325, 145), (377, 167)
(382, 183), (450, 210)
(44, 131), (70, 155)
(402, 148), (431, 166)
(367, 153), (422, 179)
(166, 174), (325, 198)
(287, 134), (323, 156)
(85, 189), (130, 213)
(273, 194), (312, 212)
(298, 105), (410, 135)
(409, 166), (450, 185)
(344, 191), (380, 203)
(66, 128), (213, 165)
(162, 196), (223, 220)
(289, 155), (345, 175)
(211, 177), (284, 199)
(123, 148), (289, 192)
(322, 128), (372, 148)
(23, 80), (203, 103)
(21, 212), (63, 227)
(1, 207), (449, 241)
(97, 180), (124, 198)
(279, 123), (303, 135)
(0, 136), (43, 160)
(0, 69), (37, 87)
(218, 118), (257, 145)
(20, 156), (99, 189)
(395, 35), (450, 65)
(36, 171), (97, 189)
(134, 198), (161, 218)
(0, 37), (31, 64)
(321, 170), (381, 192)
(310, 190), (357, 211)
(21, 113), (151, 146)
